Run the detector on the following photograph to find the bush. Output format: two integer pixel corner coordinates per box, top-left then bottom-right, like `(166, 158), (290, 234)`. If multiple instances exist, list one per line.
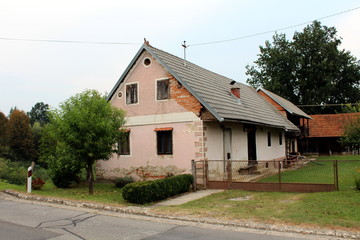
(47, 152), (82, 188)
(32, 177), (45, 190)
(122, 174), (193, 204)
(0, 158), (27, 185)
(113, 176), (134, 188)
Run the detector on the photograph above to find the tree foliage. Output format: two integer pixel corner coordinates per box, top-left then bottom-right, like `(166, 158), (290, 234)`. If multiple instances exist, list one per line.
(340, 115), (360, 153)
(7, 109), (36, 162)
(0, 112), (8, 157)
(42, 89), (125, 193)
(246, 21), (360, 114)
(28, 102), (50, 126)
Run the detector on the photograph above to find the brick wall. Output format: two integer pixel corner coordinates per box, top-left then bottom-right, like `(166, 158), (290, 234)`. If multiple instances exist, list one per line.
(168, 74), (203, 116)
(258, 90), (287, 117)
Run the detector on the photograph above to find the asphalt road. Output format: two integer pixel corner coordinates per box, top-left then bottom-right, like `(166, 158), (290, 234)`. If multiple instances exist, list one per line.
(0, 197), (339, 240)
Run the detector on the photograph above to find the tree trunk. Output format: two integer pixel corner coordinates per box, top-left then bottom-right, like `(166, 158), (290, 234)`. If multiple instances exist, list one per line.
(87, 164), (94, 195)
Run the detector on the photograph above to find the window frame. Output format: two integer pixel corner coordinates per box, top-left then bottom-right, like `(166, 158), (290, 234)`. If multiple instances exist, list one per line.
(125, 82), (139, 105)
(156, 78), (170, 101)
(118, 131), (130, 155)
(156, 129), (173, 155)
(279, 132), (283, 145)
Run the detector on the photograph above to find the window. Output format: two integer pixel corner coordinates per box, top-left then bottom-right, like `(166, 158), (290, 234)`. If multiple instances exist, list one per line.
(126, 83), (138, 104)
(156, 129), (173, 155)
(157, 79), (170, 100)
(279, 132), (283, 145)
(267, 132), (271, 147)
(118, 131), (130, 155)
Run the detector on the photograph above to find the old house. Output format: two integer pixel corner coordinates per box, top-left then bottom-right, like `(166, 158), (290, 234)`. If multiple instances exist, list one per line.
(300, 113), (360, 155)
(97, 43), (300, 180)
(257, 88), (311, 155)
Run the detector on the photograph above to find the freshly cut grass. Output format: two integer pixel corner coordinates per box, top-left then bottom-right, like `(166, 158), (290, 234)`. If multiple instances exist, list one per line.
(153, 190), (360, 231)
(258, 156), (360, 191)
(0, 181), (130, 206)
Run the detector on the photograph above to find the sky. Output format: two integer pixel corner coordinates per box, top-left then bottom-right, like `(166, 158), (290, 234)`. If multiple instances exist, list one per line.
(1, 0), (360, 115)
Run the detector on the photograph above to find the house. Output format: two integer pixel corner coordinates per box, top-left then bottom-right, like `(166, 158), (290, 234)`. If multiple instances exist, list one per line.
(256, 88), (311, 155)
(300, 113), (360, 155)
(96, 42), (300, 180)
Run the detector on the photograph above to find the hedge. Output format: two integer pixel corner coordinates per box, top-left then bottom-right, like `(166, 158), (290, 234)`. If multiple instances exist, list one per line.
(122, 174), (193, 204)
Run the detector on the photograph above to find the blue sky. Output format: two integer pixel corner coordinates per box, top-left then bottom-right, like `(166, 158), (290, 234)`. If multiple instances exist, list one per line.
(1, 0), (359, 114)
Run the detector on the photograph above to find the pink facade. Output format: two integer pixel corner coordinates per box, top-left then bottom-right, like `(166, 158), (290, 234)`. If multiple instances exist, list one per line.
(97, 52), (204, 179)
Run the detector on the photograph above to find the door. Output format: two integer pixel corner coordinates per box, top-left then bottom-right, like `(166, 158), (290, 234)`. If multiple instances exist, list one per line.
(247, 125), (257, 165)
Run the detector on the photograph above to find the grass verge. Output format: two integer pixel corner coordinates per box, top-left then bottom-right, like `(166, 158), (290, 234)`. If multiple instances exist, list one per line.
(0, 180), (130, 206)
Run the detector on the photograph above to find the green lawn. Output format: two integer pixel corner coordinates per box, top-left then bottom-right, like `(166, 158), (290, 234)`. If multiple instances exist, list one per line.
(153, 155), (360, 231)
(258, 156), (360, 191)
(0, 180), (130, 206)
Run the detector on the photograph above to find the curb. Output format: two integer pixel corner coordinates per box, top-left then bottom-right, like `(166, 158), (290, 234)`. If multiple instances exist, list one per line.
(2, 189), (360, 240)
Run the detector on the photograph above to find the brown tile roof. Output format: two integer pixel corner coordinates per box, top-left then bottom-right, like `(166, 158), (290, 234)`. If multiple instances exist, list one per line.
(308, 113), (360, 137)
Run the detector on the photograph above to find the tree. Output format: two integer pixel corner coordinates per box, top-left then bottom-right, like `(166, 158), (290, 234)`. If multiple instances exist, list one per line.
(43, 89), (125, 194)
(246, 21), (360, 114)
(0, 112), (8, 157)
(340, 115), (360, 153)
(28, 102), (50, 126)
(7, 109), (36, 161)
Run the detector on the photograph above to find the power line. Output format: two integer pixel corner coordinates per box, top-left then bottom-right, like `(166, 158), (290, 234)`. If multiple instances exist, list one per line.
(0, 37), (141, 45)
(297, 103), (359, 107)
(188, 6), (360, 47)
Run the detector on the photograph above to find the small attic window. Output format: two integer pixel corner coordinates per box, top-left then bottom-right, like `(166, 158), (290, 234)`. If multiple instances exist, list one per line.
(143, 58), (151, 67)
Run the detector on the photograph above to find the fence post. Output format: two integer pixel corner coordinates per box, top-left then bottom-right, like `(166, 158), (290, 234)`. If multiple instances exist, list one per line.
(227, 160), (232, 189)
(204, 160), (208, 189)
(191, 160), (197, 192)
(334, 160), (339, 191)
(278, 160), (282, 191)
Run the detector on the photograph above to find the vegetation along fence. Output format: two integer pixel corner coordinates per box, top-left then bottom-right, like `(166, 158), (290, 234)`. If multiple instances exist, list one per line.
(192, 158), (360, 193)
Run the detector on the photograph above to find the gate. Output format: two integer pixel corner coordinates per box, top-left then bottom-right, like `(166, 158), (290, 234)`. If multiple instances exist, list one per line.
(192, 159), (359, 193)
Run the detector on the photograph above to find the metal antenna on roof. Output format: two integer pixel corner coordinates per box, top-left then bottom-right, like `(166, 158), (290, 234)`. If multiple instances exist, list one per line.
(182, 41), (188, 67)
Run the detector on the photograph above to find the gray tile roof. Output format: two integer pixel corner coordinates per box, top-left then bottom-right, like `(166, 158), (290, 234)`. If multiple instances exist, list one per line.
(108, 44), (299, 132)
(258, 88), (311, 119)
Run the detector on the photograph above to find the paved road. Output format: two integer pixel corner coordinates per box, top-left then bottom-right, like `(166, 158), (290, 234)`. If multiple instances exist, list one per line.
(0, 197), (338, 240)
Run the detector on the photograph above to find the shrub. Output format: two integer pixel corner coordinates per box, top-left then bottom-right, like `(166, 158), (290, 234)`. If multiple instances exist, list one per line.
(0, 158), (27, 185)
(32, 177), (45, 190)
(122, 174), (193, 204)
(113, 176), (134, 188)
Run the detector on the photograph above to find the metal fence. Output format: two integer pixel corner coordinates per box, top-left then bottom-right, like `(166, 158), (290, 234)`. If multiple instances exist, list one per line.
(192, 158), (360, 192)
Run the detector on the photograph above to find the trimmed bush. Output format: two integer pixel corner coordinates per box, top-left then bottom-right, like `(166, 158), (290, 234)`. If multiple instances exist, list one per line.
(122, 174), (193, 204)
(113, 176), (134, 188)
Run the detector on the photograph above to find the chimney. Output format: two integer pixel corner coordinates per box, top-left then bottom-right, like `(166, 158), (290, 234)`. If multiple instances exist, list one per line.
(231, 87), (240, 99)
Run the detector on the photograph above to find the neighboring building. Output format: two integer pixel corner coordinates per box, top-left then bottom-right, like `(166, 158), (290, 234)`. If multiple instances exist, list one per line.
(257, 88), (311, 155)
(97, 43), (299, 180)
(300, 113), (360, 155)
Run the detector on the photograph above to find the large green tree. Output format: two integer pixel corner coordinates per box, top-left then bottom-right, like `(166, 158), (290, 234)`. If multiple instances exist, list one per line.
(246, 21), (360, 114)
(43, 89), (125, 194)
(7, 109), (36, 161)
(28, 102), (50, 126)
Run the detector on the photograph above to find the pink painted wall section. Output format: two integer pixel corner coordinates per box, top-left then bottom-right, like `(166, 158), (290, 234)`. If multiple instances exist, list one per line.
(110, 51), (193, 117)
(97, 121), (198, 179)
